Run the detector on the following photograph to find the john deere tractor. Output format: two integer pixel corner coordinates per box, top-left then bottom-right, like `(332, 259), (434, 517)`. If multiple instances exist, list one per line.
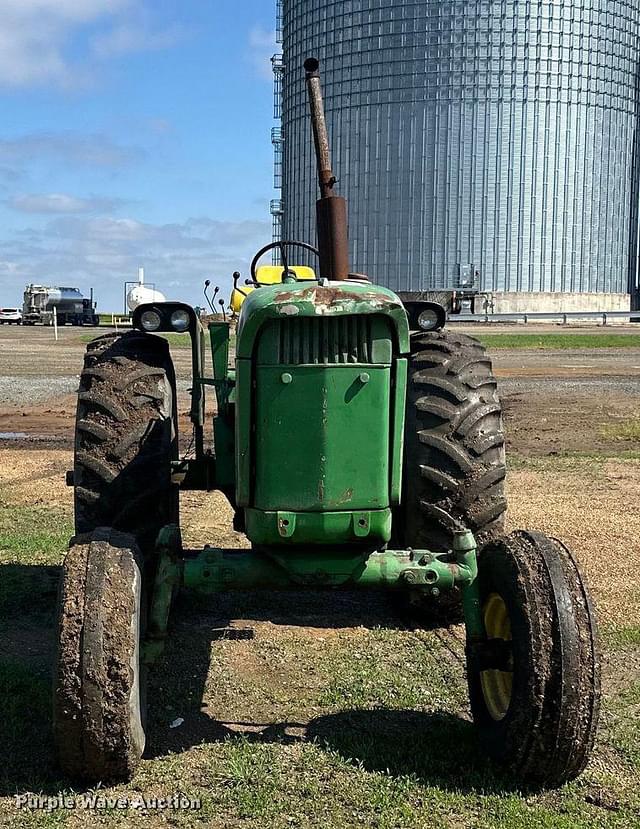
(54, 59), (600, 787)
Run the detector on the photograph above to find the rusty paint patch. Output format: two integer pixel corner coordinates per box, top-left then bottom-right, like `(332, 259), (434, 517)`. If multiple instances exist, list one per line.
(275, 287), (316, 303)
(275, 285), (400, 309)
(313, 286), (395, 306)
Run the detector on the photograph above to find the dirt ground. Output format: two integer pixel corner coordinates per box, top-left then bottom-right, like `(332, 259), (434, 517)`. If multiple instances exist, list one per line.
(0, 322), (639, 616)
(0, 323), (639, 828)
(1, 323), (639, 458)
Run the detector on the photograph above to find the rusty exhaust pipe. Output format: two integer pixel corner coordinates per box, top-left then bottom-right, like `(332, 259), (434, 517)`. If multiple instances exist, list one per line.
(304, 57), (350, 282)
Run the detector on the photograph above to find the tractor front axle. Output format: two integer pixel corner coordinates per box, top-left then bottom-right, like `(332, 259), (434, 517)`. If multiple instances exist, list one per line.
(143, 527), (484, 662)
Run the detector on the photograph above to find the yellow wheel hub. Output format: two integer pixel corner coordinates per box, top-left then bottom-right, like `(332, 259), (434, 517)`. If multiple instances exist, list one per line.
(480, 593), (513, 721)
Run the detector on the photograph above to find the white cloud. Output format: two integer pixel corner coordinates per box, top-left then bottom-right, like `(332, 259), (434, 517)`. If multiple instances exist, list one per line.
(0, 0), (182, 88)
(0, 1), (130, 20)
(8, 193), (125, 214)
(0, 132), (142, 168)
(0, 214), (271, 309)
(0, 0), (131, 26)
(91, 21), (186, 59)
(248, 26), (277, 81)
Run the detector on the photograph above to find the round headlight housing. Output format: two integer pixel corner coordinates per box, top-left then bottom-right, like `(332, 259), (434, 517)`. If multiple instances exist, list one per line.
(418, 308), (440, 331)
(140, 310), (161, 332)
(170, 309), (191, 333)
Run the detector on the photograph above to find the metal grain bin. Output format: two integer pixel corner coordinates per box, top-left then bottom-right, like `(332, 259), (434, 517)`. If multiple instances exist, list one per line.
(281, 0), (640, 306)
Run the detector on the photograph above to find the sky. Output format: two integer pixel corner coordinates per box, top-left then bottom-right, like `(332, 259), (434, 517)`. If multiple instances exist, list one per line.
(0, 0), (278, 312)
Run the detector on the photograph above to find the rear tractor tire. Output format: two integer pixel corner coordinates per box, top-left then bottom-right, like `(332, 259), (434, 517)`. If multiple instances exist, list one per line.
(398, 330), (506, 620)
(402, 329), (507, 554)
(54, 529), (146, 783)
(467, 531), (601, 788)
(73, 330), (178, 553)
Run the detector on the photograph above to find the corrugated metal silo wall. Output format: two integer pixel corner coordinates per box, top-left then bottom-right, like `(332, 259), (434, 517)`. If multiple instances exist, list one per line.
(281, 0), (640, 297)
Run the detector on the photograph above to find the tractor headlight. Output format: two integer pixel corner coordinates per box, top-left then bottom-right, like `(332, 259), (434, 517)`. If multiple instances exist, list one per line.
(418, 308), (440, 331)
(140, 310), (162, 332)
(170, 309), (191, 332)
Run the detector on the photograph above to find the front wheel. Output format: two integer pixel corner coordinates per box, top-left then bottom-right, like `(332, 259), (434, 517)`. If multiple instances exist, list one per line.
(54, 528), (146, 782)
(467, 531), (601, 788)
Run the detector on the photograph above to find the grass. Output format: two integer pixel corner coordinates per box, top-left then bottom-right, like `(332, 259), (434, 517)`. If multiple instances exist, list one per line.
(0, 503), (70, 630)
(476, 333), (640, 350)
(0, 504), (72, 561)
(80, 331), (193, 349)
(0, 659), (56, 791)
(316, 628), (467, 711)
(0, 491), (639, 826)
(79, 331), (237, 352)
(602, 625), (640, 649)
(97, 313), (128, 325)
(80, 330), (640, 353)
(607, 682), (640, 772)
(600, 418), (640, 441)
(508, 450), (640, 470)
(157, 332), (193, 349)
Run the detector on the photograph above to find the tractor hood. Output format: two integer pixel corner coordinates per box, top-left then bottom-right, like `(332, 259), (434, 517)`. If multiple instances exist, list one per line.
(236, 280), (410, 358)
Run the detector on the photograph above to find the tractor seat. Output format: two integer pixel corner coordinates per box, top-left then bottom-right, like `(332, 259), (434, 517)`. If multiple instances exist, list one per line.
(254, 265), (317, 285)
(231, 265), (318, 314)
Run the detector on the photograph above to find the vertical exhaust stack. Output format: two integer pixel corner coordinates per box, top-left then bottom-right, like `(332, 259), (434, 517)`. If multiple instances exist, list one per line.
(304, 58), (350, 282)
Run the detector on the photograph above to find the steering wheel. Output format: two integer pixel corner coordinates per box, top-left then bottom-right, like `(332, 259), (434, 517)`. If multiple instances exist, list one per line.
(250, 240), (320, 284)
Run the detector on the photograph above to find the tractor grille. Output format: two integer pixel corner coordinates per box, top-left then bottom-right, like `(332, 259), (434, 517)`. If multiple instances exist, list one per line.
(277, 316), (374, 364)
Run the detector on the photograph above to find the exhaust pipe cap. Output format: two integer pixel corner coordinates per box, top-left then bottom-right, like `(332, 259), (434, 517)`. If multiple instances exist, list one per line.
(304, 57), (320, 74)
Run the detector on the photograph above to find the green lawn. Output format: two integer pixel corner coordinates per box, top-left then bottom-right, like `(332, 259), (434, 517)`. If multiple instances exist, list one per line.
(81, 328), (640, 353)
(80, 331), (193, 349)
(600, 418), (640, 441)
(97, 313), (128, 325)
(507, 450), (640, 470)
(475, 333), (640, 350)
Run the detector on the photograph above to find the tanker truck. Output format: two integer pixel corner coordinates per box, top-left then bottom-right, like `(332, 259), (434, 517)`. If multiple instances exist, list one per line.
(22, 285), (99, 326)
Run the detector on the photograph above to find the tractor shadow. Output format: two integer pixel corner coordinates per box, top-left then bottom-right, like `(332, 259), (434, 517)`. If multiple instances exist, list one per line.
(0, 563), (64, 795)
(145, 589), (516, 795)
(0, 568), (510, 796)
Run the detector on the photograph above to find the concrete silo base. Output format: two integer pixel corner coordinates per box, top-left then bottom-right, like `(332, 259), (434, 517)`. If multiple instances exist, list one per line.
(490, 292), (631, 314)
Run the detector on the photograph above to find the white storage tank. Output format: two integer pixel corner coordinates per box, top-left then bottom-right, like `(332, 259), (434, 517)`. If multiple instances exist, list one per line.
(126, 268), (166, 312)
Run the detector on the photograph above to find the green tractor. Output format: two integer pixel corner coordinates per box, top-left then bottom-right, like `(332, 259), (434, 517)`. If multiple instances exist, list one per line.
(54, 59), (600, 788)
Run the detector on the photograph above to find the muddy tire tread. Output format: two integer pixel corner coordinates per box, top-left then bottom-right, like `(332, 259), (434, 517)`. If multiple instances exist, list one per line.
(468, 530), (601, 788)
(403, 329), (507, 553)
(73, 331), (178, 550)
(54, 528), (145, 783)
